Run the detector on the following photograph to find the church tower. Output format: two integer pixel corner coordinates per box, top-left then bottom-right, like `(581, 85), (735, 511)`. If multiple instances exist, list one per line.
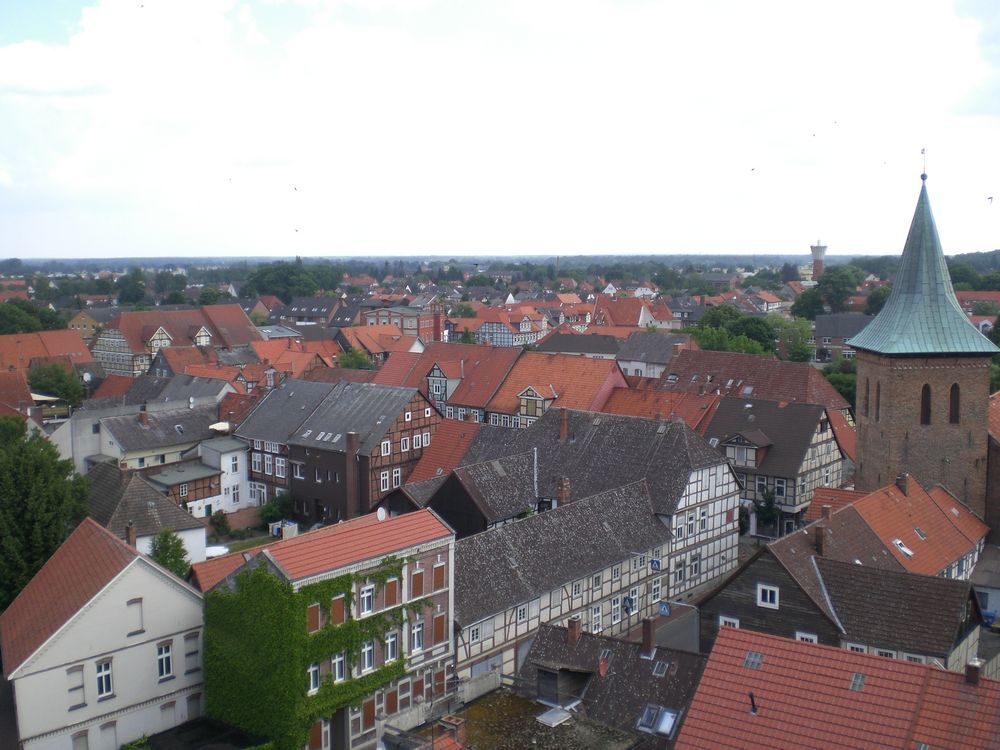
(851, 175), (997, 515)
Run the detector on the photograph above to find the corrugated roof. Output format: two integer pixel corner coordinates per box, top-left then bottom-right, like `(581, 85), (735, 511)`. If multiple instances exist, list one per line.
(850, 178), (999, 355)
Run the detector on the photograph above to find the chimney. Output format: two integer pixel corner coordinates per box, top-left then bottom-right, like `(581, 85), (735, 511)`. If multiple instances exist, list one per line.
(815, 522), (830, 557)
(966, 658), (983, 686)
(559, 407), (569, 442)
(822, 504), (832, 521)
(556, 477), (571, 507)
(125, 521), (137, 548)
(896, 473), (910, 496)
(438, 715), (466, 746)
(138, 405), (148, 426)
(642, 617), (655, 655)
(432, 305), (443, 343)
(345, 431), (360, 518)
(567, 615), (582, 645)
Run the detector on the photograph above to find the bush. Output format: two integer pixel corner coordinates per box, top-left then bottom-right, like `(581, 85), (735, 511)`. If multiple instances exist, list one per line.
(210, 511), (232, 538)
(259, 492), (295, 526)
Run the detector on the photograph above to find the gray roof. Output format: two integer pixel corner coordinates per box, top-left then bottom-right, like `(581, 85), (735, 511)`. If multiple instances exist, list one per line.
(100, 405), (218, 451)
(452, 452), (538, 522)
(216, 347), (260, 365)
(517, 623), (706, 746)
(286, 382), (420, 456)
(850, 178), (998, 355)
(617, 331), (690, 365)
(146, 461), (221, 489)
(813, 312), (873, 340)
(155, 374), (233, 404)
(88, 462), (204, 537)
(258, 325), (303, 339)
(454, 481), (671, 625)
(700, 397), (829, 479)
(81, 375), (172, 410)
(234, 379), (335, 442)
(817, 557), (977, 657)
(535, 333), (621, 356)
(462, 408), (728, 516)
(199, 436), (246, 453)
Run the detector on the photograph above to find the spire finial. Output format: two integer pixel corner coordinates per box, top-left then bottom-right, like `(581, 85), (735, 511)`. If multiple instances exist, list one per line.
(921, 148), (927, 181)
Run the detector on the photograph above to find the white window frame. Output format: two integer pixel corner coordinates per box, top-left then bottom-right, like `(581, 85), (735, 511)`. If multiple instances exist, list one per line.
(719, 615), (740, 629)
(468, 625), (481, 644)
(179, 483), (188, 498)
(264, 453), (273, 476)
(846, 643), (867, 653)
(293, 463), (305, 480)
(516, 605), (528, 623)
(413, 433), (422, 449)
(252, 452), (261, 473)
(404, 411), (412, 422)
(96, 660), (113, 699)
(611, 596), (622, 624)
(156, 642), (173, 680)
(412, 622), (424, 652)
(591, 605), (603, 633)
(385, 633), (398, 663)
(795, 632), (818, 644)
(392, 468), (402, 488)
(361, 640), (374, 672)
(424, 407), (432, 417)
(400, 436), (409, 452)
(308, 662), (320, 693)
(275, 457), (286, 479)
(775, 478), (786, 497)
(380, 471), (390, 492)
(332, 652), (346, 682)
(360, 585), (375, 616)
(423, 431), (430, 446)
(381, 440), (391, 456)
(756, 583), (779, 609)
(651, 576), (662, 602)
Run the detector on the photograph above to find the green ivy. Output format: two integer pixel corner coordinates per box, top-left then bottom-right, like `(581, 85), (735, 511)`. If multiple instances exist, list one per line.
(204, 557), (421, 750)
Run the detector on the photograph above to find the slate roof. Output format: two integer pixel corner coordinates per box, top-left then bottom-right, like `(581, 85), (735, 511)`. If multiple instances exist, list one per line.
(99, 404), (218, 451)
(850, 178), (998, 355)
(0, 519), (140, 677)
(88, 462), (205, 538)
(535, 332), (621, 356)
(234, 378), (335, 442)
(700, 398), (832, 478)
(816, 557), (977, 657)
(813, 312), (873, 340)
(462, 408), (727, 516)
(517, 623), (706, 748)
(676, 627), (1000, 750)
(451, 452), (537, 522)
(454, 481), (672, 625)
(617, 332), (689, 366)
(660, 350), (849, 411)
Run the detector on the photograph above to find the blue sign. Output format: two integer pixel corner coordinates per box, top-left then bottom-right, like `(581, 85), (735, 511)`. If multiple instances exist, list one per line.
(650, 559), (661, 572)
(659, 602), (672, 617)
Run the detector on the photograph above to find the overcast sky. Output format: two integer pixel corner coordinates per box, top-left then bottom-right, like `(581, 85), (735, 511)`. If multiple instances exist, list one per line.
(1, 0), (999, 259)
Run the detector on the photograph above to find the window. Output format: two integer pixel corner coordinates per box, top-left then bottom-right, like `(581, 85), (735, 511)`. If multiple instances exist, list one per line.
(592, 573), (602, 589)
(264, 453), (273, 475)
(264, 441), (280, 453)
(360, 585), (374, 615)
(687, 514), (695, 535)
(756, 584), (779, 609)
(275, 457), (286, 478)
(875, 649), (896, 658)
(425, 407), (432, 417)
(413, 433), (422, 449)
(433, 563), (446, 591)
(423, 432), (430, 446)
(950, 383), (960, 423)
(446, 406), (454, 419)
(72, 732), (89, 750)
(673, 558), (685, 584)
(392, 468), (402, 488)
(572, 581), (582, 597)
(755, 475), (767, 495)
(385, 633), (398, 663)
(400, 436), (409, 452)
(381, 440), (391, 456)
(249, 482), (266, 504)
(231, 486), (240, 503)
(612, 565), (621, 581)
(469, 625), (481, 644)
(361, 641), (374, 672)
(742, 651), (764, 669)
(293, 463), (305, 480)
(96, 660), (113, 699)
(412, 622), (424, 652)
(637, 704), (679, 737)
(380, 471), (390, 492)
(185, 632), (200, 673)
(178, 482), (189, 498)
(795, 632), (818, 644)
(846, 643), (867, 653)
(67, 666), (85, 708)
(308, 662), (320, 693)
(517, 605), (528, 622)
(230, 455), (239, 473)
(719, 615), (740, 629)
(689, 553), (701, 577)
(592, 605), (603, 633)
(674, 518), (684, 541)
(651, 576), (662, 602)
(612, 596), (622, 624)
(252, 452), (261, 473)
(138, 456), (146, 468)
(774, 478), (786, 497)
(699, 510), (708, 530)
(458, 408), (466, 421)
(920, 383), (931, 425)
(332, 653), (346, 682)
(850, 672), (866, 691)
(157, 642), (173, 679)
(405, 411), (412, 422)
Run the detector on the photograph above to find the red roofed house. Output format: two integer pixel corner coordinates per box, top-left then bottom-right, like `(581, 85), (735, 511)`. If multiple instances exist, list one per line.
(91, 304), (261, 377)
(677, 627), (1000, 750)
(0, 330), (93, 376)
(195, 509), (456, 750)
(485, 351), (627, 428)
(0, 519), (204, 750)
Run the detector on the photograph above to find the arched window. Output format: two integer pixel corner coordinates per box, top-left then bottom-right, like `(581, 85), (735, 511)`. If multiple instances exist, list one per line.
(875, 382), (881, 422)
(949, 383), (960, 424)
(863, 378), (870, 418)
(920, 384), (931, 425)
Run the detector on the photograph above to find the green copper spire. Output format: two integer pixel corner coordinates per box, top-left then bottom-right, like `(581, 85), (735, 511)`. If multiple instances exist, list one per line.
(849, 175), (998, 355)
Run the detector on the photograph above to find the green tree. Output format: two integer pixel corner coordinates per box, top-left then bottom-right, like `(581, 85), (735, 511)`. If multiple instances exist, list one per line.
(790, 288), (825, 320)
(8, 299), (64, 330)
(772, 316), (814, 362)
(729, 317), (776, 352)
(972, 300), (1000, 317)
(259, 492), (296, 526)
(458, 328), (477, 344)
(243, 261), (319, 303)
(865, 285), (892, 316)
(164, 291), (186, 305)
(465, 274), (494, 288)
(338, 348), (374, 370)
(0, 417), (89, 610)
(28, 364), (84, 406)
(117, 268), (148, 305)
(0, 303), (43, 334)
(824, 372), (857, 405)
(780, 262), (801, 283)
(198, 287), (221, 305)
(149, 529), (190, 578)
(817, 265), (864, 312)
(753, 489), (781, 531)
(452, 303), (477, 318)
(698, 304), (743, 330)
(154, 271), (186, 296)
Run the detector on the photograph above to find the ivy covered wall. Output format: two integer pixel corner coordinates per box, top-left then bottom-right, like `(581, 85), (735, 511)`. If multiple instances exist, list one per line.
(204, 557), (420, 750)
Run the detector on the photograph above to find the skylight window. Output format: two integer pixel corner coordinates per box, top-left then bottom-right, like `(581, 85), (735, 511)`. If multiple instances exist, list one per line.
(743, 651), (764, 670)
(892, 539), (914, 558)
(652, 661), (667, 677)
(637, 705), (679, 737)
(850, 673), (865, 692)
(914, 527), (927, 540)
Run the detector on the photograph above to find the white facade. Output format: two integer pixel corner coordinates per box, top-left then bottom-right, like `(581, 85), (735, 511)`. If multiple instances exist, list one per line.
(8, 559), (204, 750)
(137, 526), (207, 565)
(197, 439), (252, 516)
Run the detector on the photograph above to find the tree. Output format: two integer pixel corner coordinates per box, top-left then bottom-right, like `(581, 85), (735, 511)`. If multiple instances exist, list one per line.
(973, 300), (1000, 317)
(8, 299), (64, 330)
(458, 328), (477, 344)
(243, 261), (318, 303)
(0, 303), (43, 334)
(149, 529), (190, 578)
(0, 417), (88, 610)
(259, 492), (296, 526)
(698, 304), (743, 330)
(780, 262), (801, 283)
(28, 364), (84, 406)
(817, 265), (864, 312)
(865, 285), (892, 316)
(164, 291), (186, 305)
(117, 267), (148, 305)
(198, 287), (221, 305)
(729, 317), (776, 352)
(452, 303), (476, 318)
(790, 288), (825, 320)
(338, 348), (374, 370)
(753, 489), (780, 532)
(772, 316), (814, 362)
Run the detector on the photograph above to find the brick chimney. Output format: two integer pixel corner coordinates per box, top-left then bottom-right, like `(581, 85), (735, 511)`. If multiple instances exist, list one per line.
(125, 520), (137, 548)
(642, 617), (655, 655)
(345, 431), (360, 518)
(967, 658), (983, 685)
(556, 477), (571, 507)
(895, 473), (910, 496)
(559, 407), (569, 442)
(138, 406), (148, 426)
(815, 522), (830, 557)
(438, 715), (466, 746)
(567, 615), (582, 645)
(822, 504), (832, 521)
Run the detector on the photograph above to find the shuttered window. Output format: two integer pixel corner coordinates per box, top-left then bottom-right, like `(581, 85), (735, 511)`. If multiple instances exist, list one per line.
(433, 613), (447, 644)
(384, 579), (399, 607)
(307, 604), (320, 633)
(432, 564), (445, 591)
(411, 570), (424, 598)
(330, 596), (345, 626)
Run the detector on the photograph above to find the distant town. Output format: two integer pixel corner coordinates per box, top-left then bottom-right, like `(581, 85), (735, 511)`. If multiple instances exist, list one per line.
(3, 182), (1000, 749)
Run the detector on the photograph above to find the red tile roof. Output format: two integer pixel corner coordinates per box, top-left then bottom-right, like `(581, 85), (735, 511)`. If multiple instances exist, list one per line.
(159, 345), (219, 373)
(371, 351), (423, 387)
(109, 304), (261, 352)
(0, 371), (32, 409)
(593, 294), (649, 326)
(0, 519), (139, 676)
(89, 373), (134, 400)
(677, 627), (1000, 750)
(827, 407), (856, 461)
(600, 388), (720, 431)
(0, 330), (93, 375)
(217, 391), (262, 427)
(189, 545), (265, 592)
(804, 487), (869, 521)
(486, 352), (626, 414)
(407, 420), (481, 483)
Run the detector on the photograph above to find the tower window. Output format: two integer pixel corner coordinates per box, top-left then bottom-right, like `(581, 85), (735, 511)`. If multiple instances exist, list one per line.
(875, 382), (881, 422)
(920, 384), (931, 425)
(863, 378), (870, 418)
(949, 383), (960, 424)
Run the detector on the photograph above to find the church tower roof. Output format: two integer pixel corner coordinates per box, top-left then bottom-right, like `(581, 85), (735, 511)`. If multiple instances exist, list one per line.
(850, 175), (999, 356)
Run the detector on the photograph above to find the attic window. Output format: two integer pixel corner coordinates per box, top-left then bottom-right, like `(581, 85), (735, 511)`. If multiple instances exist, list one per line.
(914, 527), (927, 540)
(708, 437), (719, 447)
(892, 539), (914, 558)
(666, 374), (678, 383)
(652, 661), (667, 677)
(742, 651), (764, 670)
(302, 430), (312, 438)
(174, 425), (184, 435)
(849, 672), (865, 692)
(742, 386), (754, 395)
(600, 648), (613, 662)
(637, 705), (679, 737)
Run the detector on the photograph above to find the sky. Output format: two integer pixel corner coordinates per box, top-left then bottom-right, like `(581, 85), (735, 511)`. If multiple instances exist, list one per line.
(2, 1), (1000, 260)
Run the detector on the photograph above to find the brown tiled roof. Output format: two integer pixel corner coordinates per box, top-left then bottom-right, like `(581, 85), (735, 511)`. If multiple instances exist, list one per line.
(109, 305), (261, 352)
(0, 371), (31, 409)
(593, 294), (648, 326)
(677, 627), (1000, 750)
(370, 351), (423, 386)
(828, 407), (856, 461)
(804, 487), (868, 521)
(0, 330), (93, 375)
(0, 519), (138, 676)
(217, 391), (262, 427)
(407, 420), (481, 483)
(159, 346), (219, 373)
(190, 544), (267, 592)
(89, 373), (133, 400)
(302, 366), (377, 385)
(486, 352), (625, 414)
(600, 388), (720, 431)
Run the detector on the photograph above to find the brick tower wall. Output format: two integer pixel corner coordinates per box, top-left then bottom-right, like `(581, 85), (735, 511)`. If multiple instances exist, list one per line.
(854, 350), (991, 517)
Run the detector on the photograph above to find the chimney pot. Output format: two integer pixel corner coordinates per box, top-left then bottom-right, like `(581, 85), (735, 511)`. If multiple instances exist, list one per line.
(556, 477), (571, 507)
(816, 523), (829, 556)
(567, 615), (582, 645)
(642, 617), (655, 655)
(822, 504), (832, 521)
(125, 521), (137, 549)
(967, 658), (983, 685)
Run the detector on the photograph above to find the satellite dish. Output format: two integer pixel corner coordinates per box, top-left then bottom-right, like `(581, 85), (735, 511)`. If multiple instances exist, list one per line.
(376, 507), (387, 522)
